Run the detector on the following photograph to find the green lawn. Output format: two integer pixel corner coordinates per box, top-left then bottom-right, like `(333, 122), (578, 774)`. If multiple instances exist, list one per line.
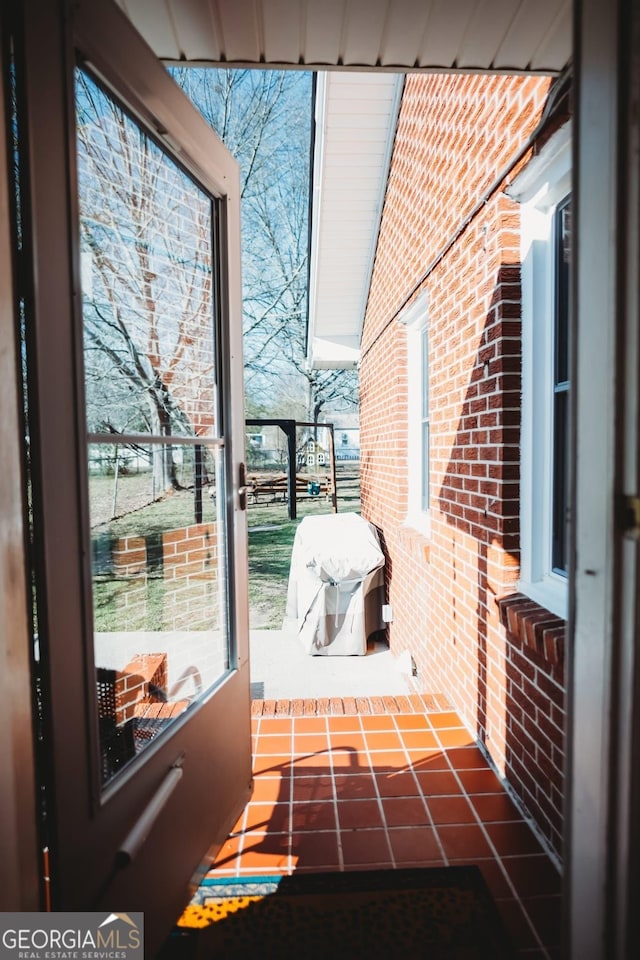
(246, 466), (360, 627)
(89, 466), (360, 631)
(247, 523), (298, 628)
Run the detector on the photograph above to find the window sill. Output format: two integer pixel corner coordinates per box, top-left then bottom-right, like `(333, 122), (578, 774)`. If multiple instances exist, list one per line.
(497, 592), (566, 676)
(518, 576), (568, 621)
(403, 511), (431, 540)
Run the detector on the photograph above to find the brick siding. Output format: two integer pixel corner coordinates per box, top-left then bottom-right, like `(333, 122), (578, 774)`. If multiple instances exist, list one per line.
(110, 653), (167, 726)
(359, 73), (567, 858)
(112, 535), (147, 576)
(109, 522), (220, 632)
(162, 522), (219, 581)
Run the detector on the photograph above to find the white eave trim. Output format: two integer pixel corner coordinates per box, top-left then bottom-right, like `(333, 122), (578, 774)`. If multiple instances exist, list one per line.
(309, 337), (360, 369)
(307, 71), (404, 369)
(506, 121), (572, 207)
(359, 74), (404, 340)
(306, 71), (328, 370)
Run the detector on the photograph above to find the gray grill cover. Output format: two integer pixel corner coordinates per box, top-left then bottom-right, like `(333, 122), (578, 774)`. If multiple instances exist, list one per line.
(284, 513), (385, 655)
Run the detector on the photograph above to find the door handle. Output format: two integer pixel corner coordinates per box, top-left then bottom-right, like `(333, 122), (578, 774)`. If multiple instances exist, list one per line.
(116, 760), (184, 868)
(238, 462), (248, 510)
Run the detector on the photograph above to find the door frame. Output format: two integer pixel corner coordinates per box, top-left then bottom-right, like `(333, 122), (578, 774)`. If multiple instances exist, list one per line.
(7, 0), (251, 946)
(0, 4), (40, 912)
(3, 0), (640, 954)
(567, 0), (640, 957)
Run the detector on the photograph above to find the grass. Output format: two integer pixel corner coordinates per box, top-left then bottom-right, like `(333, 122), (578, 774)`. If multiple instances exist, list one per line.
(247, 524), (298, 628)
(92, 574), (166, 632)
(245, 466), (360, 627)
(92, 484), (207, 540)
(88, 466), (360, 632)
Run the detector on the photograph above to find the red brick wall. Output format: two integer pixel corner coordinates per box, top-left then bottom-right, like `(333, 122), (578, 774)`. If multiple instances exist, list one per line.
(360, 73), (566, 858)
(162, 522), (219, 581)
(114, 653), (167, 725)
(161, 522), (221, 633)
(112, 536), (147, 576)
(108, 523), (221, 633)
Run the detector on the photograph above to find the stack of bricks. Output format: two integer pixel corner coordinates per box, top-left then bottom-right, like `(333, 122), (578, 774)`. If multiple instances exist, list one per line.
(97, 652), (190, 751)
(250, 692), (452, 718)
(359, 73), (566, 858)
(112, 652), (167, 726)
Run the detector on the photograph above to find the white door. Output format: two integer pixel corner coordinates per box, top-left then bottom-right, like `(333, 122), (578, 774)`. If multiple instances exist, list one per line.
(14, 1), (251, 952)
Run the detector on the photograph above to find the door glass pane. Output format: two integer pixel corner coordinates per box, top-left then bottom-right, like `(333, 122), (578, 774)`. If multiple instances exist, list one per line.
(75, 69), (231, 787)
(89, 442), (229, 784)
(75, 69), (218, 440)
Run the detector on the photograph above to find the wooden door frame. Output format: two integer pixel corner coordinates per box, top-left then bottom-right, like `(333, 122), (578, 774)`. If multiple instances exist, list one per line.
(0, 4), (40, 912)
(567, 0), (640, 957)
(3, 0), (640, 953)
(2, 1), (251, 947)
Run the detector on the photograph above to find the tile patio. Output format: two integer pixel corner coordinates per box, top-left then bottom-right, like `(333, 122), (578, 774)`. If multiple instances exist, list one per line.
(205, 694), (563, 958)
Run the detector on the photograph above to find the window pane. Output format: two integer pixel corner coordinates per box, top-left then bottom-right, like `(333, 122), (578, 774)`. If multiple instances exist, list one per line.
(552, 197), (571, 576)
(555, 200), (571, 387)
(421, 326), (429, 418)
(75, 69), (218, 440)
(89, 442), (229, 785)
(421, 421), (430, 512)
(420, 325), (430, 512)
(552, 390), (569, 574)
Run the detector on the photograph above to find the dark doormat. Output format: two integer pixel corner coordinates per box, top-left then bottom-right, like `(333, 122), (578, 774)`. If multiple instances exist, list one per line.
(159, 866), (514, 959)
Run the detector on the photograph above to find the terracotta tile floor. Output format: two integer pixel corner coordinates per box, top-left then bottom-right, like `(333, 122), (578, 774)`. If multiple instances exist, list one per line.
(206, 698), (563, 958)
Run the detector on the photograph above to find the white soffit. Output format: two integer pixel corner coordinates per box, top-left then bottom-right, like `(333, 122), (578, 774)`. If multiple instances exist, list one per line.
(116, 0), (572, 369)
(117, 0), (571, 74)
(308, 72), (403, 368)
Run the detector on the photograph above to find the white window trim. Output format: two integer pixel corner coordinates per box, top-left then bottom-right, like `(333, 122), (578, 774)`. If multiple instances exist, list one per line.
(398, 291), (431, 538)
(508, 122), (571, 620)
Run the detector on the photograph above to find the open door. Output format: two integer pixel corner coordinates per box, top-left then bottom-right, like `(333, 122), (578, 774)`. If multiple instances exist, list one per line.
(11, 0), (251, 951)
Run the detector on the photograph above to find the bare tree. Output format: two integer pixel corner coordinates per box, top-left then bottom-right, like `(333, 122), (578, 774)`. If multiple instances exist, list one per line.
(77, 71), (215, 493)
(172, 68), (359, 424)
(77, 64), (358, 502)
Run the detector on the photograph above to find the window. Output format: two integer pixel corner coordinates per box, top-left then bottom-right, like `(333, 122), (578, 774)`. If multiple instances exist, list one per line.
(552, 199), (571, 575)
(508, 122), (571, 618)
(400, 291), (431, 534)
(420, 325), (430, 512)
